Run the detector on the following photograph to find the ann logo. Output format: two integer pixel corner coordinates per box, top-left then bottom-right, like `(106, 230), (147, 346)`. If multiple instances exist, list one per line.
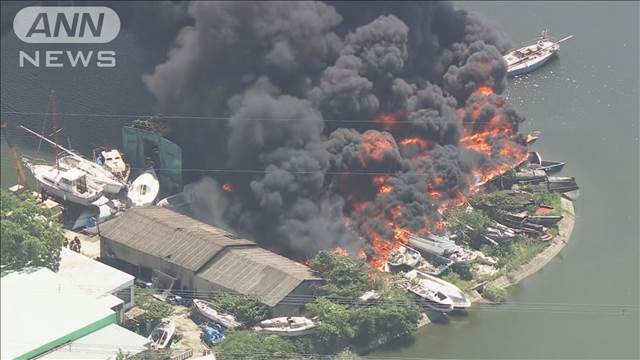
(14, 7), (120, 43)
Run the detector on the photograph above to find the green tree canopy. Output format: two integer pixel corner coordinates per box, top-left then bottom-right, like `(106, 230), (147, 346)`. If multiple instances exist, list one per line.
(134, 288), (173, 329)
(215, 331), (297, 360)
(309, 251), (369, 298)
(306, 298), (356, 353)
(1, 190), (64, 271)
(444, 207), (491, 246)
(211, 292), (270, 326)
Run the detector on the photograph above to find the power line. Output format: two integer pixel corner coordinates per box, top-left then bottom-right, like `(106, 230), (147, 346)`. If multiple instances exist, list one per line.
(0, 110), (517, 125)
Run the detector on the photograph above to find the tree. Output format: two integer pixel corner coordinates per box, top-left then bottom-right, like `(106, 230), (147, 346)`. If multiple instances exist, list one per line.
(134, 287), (173, 331)
(309, 251), (368, 298)
(1, 190), (64, 271)
(351, 287), (420, 348)
(444, 207), (491, 247)
(306, 298), (356, 353)
(211, 292), (270, 326)
(215, 331), (297, 360)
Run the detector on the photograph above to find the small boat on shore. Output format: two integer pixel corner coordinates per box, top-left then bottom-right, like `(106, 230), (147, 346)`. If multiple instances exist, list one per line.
(408, 234), (457, 257)
(503, 31), (573, 77)
(128, 169), (160, 207)
(148, 319), (175, 349)
(253, 317), (316, 337)
(93, 147), (131, 182)
(527, 151), (565, 174)
(405, 270), (471, 309)
(23, 159), (104, 206)
(398, 277), (454, 313)
(528, 214), (563, 226)
(21, 126), (126, 194)
(388, 245), (422, 268)
(192, 299), (242, 329)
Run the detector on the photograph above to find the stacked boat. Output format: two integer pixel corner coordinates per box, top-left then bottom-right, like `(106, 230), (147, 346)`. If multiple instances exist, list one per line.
(387, 245), (422, 268)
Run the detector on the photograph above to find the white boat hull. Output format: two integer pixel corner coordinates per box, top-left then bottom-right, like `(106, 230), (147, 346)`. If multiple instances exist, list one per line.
(128, 170), (160, 207)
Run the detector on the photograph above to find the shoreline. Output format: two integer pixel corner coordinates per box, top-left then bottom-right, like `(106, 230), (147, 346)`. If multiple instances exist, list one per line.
(489, 197), (576, 290)
(417, 197), (576, 328)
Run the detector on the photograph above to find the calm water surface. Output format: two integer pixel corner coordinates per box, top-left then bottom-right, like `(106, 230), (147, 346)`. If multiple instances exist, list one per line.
(1, 1), (638, 358)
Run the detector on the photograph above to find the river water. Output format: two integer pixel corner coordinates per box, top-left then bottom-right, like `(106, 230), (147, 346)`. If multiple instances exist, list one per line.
(1, 1), (638, 358)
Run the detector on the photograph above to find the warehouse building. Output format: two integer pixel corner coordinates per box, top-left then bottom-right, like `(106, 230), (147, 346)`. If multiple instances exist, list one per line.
(99, 207), (323, 316)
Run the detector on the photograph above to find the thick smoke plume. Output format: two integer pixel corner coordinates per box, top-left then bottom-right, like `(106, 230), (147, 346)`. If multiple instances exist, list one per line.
(143, 1), (524, 262)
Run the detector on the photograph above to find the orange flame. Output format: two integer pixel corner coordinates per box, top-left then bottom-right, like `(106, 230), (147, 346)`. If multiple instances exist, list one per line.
(374, 112), (403, 131)
(361, 131), (395, 162)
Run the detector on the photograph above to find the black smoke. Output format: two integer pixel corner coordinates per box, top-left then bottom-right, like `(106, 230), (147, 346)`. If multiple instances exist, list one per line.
(143, 1), (522, 257)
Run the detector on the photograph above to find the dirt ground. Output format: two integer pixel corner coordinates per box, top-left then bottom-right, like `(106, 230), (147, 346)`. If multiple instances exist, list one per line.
(168, 305), (210, 356)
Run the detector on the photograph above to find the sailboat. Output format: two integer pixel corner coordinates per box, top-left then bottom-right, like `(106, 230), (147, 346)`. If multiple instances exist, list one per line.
(21, 126), (126, 194)
(23, 158), (104, 206)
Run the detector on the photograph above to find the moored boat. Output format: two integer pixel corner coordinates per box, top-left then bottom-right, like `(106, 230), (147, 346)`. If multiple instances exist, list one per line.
(192, 299), (242, 329)
(253, 317), (316, 337)
(503, 31), (573, 77)
(405, 270), (471, 309)
(148, 319), (175, 349)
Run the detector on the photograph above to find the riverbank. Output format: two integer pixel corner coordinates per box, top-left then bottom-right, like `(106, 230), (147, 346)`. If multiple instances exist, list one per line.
(490, 197), (575, 289)
(416, 197), (576, 328)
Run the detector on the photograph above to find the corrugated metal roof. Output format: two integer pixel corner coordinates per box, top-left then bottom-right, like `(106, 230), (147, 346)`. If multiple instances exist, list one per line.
(197, 247), (321, 307)
(99, 207), (254, 272)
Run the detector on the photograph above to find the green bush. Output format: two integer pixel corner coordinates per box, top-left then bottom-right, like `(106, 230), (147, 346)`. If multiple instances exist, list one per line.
(483, 284), (507, 303)
(309, 251), (368, 298)
(211, 292), (270, 326)
(1, 190), (64, 271)
(216, 331), (297, 360)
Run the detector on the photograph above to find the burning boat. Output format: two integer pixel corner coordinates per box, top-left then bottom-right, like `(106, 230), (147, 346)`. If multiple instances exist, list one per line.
(404, 270), (471, 310)
(253, 317), (316, 337)
(503, 31), (573, 77)
(387, 245), (422, 268)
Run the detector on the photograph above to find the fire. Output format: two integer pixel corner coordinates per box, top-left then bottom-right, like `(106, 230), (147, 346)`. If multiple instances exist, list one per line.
(475, 85), (494, 97)
(333, 247), (349, 256)
(374, 112), (403, 131)
(222, 183), (233, 192)
(360, 131), (395, 162)
(379, 184), (392, 194)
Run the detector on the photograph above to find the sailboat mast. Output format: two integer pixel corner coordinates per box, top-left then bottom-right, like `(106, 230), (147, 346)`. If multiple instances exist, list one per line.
(49, 90), (60, 168)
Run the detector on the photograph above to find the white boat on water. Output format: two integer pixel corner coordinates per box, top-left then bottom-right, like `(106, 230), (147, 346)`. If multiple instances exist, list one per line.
(148, 319), (175, 349)
(253, 317), (316, 337)
(405, 270), (471, 310)
(503, 31), (573, 77)
(21, 126), (126, 194)
(23, 159), (104, 206)
(128, 170), (160, 207)
(192, 299), (242, 329)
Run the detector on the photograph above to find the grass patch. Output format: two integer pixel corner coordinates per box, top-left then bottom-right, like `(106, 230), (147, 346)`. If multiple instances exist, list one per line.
(482, 284), (507, 303)
(441, 270), (473, 292)
(502, 237), (548, 272)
